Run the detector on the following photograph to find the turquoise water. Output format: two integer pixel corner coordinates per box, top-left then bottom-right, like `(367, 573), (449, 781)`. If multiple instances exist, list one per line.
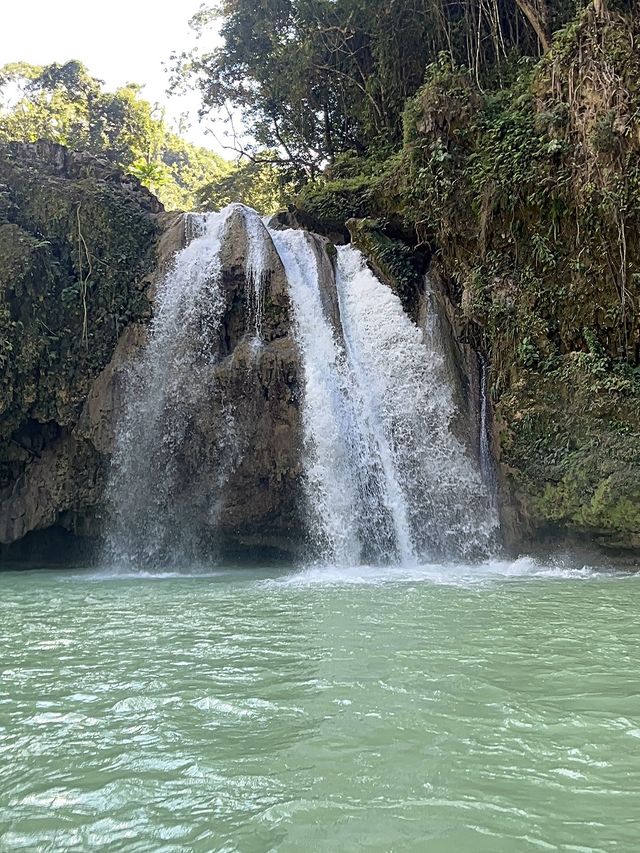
(1, 557), (639, 851)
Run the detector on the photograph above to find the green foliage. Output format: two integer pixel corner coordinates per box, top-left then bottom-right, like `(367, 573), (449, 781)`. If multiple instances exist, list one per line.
(173, 0), (591, 178)
(175, 0), (640, 181)
(158, 132), (231, 210)
(400, 10), (640, 379)
(196, 157), (293, 214)
(292, 147), (405, 233)
(500, 359), (640, 547)
(0, 144), (156, 456)
(297, 176), (377, 232)
(0, 60), (232, 211)
(172, 0), (432, 178)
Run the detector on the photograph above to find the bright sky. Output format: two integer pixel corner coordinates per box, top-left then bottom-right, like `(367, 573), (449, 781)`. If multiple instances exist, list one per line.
(0, 0), (229, 153)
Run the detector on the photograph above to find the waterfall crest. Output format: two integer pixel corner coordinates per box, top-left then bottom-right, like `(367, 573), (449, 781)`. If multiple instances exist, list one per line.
(106, 206), (498, 568)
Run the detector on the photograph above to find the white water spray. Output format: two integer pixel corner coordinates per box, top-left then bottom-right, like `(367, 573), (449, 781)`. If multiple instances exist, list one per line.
(334, 246), (497, 560)
(269, 229), (364, 564)
(268, 231), (497, 564)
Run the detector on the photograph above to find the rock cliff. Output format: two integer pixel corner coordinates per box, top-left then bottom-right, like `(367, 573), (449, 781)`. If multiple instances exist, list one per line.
(293, 8), (640, 556)
(4, 19), (640, 570)
(0, 145), (303, 560)
(0, 141), (161, 556)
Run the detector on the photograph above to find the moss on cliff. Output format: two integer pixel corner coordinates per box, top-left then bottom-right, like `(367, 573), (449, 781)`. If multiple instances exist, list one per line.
(294, 152), (404, 238)
(498, 356), (640, 548)
(0, 141), (160, 489)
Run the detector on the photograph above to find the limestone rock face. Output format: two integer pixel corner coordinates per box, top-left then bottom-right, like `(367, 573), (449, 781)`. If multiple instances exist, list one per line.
(0, 320), (150, 549)
(213, 211), (304, 552)
(183, 335), (303, 555)
(0, 177), (305, 559)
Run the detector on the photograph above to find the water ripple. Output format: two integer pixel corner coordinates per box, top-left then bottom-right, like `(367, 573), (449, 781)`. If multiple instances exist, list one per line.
(0, 563), (639, 851)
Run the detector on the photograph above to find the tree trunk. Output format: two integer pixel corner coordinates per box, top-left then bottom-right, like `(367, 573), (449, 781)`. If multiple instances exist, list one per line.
(323, 104), (334, 163)
(515, 0), (551, 53)
(593, 0), (607, 19)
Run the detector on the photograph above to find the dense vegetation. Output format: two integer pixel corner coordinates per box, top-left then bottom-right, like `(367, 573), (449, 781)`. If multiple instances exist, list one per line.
(0, 140), (162, 502)
(173, 0), (630, 176)
(0, 61), (289, 212)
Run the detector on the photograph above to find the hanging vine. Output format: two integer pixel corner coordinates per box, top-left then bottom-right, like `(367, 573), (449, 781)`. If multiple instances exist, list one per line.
(76, 202), (92, 348)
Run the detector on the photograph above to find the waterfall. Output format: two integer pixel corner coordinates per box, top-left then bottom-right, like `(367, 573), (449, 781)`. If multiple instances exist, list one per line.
(106, 205), (498, 568)
(269, 229), (409, 565)
(245, 209), (270, 340)
(267, 232), (498, 564)
(105, 205), (252, 567)
(334, 245), (496, 561)
(105, 211), (223, 566)
(478, 354), (498, 508)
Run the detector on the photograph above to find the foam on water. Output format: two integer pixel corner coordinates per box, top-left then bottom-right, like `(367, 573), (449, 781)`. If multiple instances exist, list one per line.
(78, 567), (232, 582)
(271, 555), (623, 589)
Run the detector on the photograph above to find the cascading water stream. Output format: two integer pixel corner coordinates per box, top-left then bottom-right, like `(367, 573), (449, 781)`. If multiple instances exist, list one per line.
(268, 231), (498, 564)
(105, 205), (268, 568)
(106, 203), (498, 569)
(268, 228), (364, 565)
(333, 246), (497, 561)
(478, 353), (498, 507)
(245, 209), (270, 341)
(105, 210), (229, 567)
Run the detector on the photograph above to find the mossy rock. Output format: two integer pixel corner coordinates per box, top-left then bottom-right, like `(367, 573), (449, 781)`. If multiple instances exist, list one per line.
(347, 218), (425, 318)
(498, 356), (640, 550)
(295, 176), (375, 237)
(0, 141), (160, 488)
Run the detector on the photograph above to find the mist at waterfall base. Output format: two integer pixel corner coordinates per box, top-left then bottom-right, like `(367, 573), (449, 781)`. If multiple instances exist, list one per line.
(105, 203), (497, 571)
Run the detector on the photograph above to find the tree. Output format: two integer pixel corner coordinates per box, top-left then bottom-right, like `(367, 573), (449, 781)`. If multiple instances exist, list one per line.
(196, 156), (295, 213)
(170, 0), (440, 177)
(171, 0), (604, 181)
(0, 60), (237, 210)
(515, 0), (551, 52)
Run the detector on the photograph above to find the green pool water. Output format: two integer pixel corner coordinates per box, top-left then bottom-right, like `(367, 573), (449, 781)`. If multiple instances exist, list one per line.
(1, 557), (639, 851)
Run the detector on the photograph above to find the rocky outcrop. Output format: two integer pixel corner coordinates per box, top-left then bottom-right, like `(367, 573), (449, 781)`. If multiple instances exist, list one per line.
(213, 212), (303, 554)
(181, 207), (303, 555)
(0, 142), (165, 557)
(0, 323), (145, 546)
(0, 171), (307, 559)
(198, 336), (303, 555)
